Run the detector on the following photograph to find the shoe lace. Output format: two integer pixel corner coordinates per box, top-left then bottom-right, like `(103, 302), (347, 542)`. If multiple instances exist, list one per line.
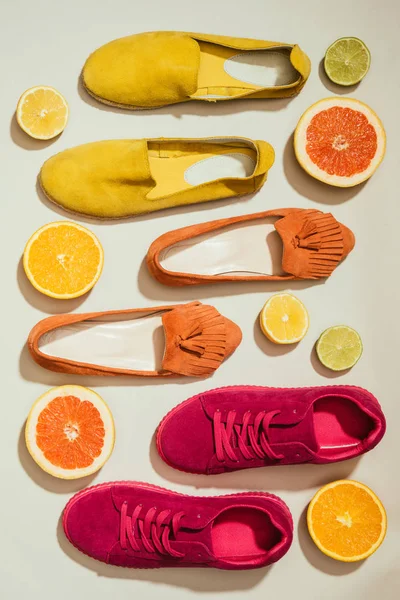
(120, 502), (185, 558)
(213, 409), (284, 462)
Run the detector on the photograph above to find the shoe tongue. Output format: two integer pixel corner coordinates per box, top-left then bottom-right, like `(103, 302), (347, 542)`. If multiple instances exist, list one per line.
(269, 404), (318, 453)
(172, 518), (215, 562)
(274, 210), (345, 279)
(161, 302), (228, 376)
(176, 519), (213, 546)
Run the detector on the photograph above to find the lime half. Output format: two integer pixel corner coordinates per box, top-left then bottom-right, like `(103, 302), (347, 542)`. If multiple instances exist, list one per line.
(324, 37), (371, 86)
(316, 326), (363, 371)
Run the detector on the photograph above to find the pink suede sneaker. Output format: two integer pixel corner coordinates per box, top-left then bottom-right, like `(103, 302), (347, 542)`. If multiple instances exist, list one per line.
(63, 482), (293, 569)
(157, 386), (386, 474)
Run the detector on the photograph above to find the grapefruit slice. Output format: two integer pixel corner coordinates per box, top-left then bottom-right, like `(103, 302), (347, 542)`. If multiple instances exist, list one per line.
(294, 98), (386, 187)
(25, 385), (115, 479)
(307, 480), (387, 562)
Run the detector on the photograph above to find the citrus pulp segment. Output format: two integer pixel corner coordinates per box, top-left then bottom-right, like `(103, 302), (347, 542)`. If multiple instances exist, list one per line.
(260, 293), (309, 344)
(307, 479), (387, 562)
(294, 97), (386, 187)
(324, 37), (371, 86)
(316, 325), (362, 371)
(23, 221), (104, 299)
(16, 86), (69, 140)
(25, 385), (115, 479)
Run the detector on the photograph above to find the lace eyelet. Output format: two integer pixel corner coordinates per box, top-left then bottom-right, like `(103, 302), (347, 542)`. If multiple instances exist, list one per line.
(197, 514), (201, 519)
(293, 409), (297, 414)
(296, 453), (300, 458)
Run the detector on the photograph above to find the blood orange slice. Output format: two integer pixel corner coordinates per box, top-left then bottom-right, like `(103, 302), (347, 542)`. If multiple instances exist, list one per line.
(25, 385), (115, 479)
(294, 98), (386, 187)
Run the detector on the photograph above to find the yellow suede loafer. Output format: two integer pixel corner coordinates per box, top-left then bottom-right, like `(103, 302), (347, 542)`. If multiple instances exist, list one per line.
(83, 31), (311, 109)
(40, 137), (275, 219)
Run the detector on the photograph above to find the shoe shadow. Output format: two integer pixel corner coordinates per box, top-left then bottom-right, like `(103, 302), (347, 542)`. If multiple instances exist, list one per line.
(297, 506), (364, 575)
(137, 257), (324, 303)
(17, 256), (89, 315)
(18, 342), (201, 388)
(35, 177), (104, 226)
(77, 74), (294, 117)
(36, 170), (260, 226)
(56, 515), (270, 589)
(283, 132), (366, 205)
(18, 422), (97, 494)
(149, 434), (361, 492)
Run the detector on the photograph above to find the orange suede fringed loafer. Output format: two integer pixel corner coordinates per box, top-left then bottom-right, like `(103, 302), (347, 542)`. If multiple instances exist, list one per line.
(146, 209), (355, 286)
(28, 302), (242, 377)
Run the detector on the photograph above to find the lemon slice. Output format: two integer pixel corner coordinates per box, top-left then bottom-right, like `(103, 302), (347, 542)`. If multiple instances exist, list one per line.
(316, 325), (363, 371)
(260, 293), (309, 344)
(23, 221), (104, 299)
(324, 38), (371, 86)
(307, 480), (387, 562)
(16, 86), (69, 140)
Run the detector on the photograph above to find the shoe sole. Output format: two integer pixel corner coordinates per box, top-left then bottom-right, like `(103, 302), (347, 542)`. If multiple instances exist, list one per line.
(39, 166), (253, 222)
(82, 77), (302, 110)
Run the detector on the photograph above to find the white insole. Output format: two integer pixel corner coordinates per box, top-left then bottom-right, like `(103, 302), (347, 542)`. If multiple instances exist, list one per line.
(225, 50), (298, 88)
(160, 220), (285, 277)
(184, 153), (256, 186)
(39, 314), (166, 371)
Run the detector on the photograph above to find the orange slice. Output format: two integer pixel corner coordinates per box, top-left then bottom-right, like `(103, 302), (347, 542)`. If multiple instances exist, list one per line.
(307, 480), (387, 562)
(25, 385), (115, 479)
(23, 221), (104, 299)
(16, 86), (69, 140)
(294, 97), (386, 187)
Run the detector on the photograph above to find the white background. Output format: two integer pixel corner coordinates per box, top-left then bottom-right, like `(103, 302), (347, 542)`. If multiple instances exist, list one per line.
(1, 0), (399, 598)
